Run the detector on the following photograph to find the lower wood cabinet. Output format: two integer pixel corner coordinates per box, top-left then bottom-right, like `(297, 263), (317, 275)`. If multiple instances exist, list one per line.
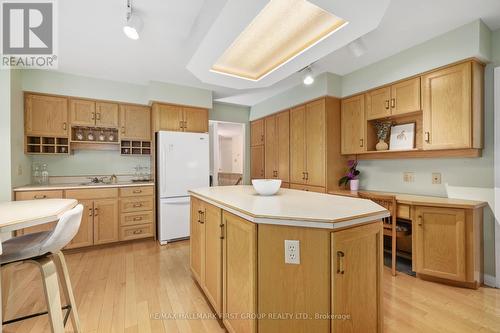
(15, 190), (63, 234)
(289, 183), (326, 193)
(93, 199), (119, 245)
(66, 199), (94, 249)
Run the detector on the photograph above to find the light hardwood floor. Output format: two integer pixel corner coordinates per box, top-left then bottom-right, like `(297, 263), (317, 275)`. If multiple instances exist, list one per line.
(2, 239), (500, 333)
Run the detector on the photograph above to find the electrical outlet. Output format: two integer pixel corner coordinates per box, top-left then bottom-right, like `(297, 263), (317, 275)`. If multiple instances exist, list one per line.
(284, 240), (300, 264)
(403, 172), (415, 183)
(432, 172), (441, 184)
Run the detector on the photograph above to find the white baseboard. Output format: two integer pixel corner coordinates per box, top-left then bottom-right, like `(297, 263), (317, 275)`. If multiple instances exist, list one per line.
(484, 274), (497, 288)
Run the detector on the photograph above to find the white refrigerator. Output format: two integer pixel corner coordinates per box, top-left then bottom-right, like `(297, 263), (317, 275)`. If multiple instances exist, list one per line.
(156, 131), (209, 244)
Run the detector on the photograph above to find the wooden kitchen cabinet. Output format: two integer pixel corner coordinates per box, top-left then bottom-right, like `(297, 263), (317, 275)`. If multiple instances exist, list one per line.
(222, 211), (257, 333)
(96, 102), (119, 127)
(15, 190), (63, 235)
(93, 199), (119, 245)
(251, 119), (264, 146)
(153, 103), (208, 133)
(183, 107), (209, 133)
(70, 99), (96, 126)
(66, 199), (94, 249)
(366, 86), (391, 120)
(413, 206), (466, 281)
(331, 222), (383, 333)
(264, 111), (289, 182)
(120, 104), (151, 140)
(251, 145), (265, 179)
(290, 105), (306, 184)
(203, 202), (223, 316)
(422, 61), (481, 150)
(341, 94), (366, 154)
(25, 93), (69, 137)
(190, 196), (205, 283)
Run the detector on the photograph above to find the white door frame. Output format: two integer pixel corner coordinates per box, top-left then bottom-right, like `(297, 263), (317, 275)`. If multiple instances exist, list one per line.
(494, 66), (500, 288)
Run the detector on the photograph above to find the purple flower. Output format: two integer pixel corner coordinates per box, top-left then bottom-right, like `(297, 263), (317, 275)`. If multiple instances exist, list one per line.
(347, 160), (356, 168)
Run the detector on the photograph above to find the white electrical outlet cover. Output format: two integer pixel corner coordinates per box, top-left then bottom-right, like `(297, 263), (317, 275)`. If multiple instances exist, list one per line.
(284, 240), (300, 264)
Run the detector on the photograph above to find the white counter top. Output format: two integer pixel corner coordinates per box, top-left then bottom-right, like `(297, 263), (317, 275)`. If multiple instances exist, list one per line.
(190, 186), (389, 229)
(13, 181), (155, 192)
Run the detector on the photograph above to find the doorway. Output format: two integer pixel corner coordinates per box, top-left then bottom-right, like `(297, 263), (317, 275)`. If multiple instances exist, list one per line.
(209, 121), (245, 186)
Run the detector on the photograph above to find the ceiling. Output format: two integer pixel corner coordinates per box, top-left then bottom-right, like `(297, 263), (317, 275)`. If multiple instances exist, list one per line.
(57, 0), (500, 107)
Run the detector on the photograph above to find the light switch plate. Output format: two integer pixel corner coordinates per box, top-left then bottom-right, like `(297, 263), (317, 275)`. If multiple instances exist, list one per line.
(284, 240), (300, 264)
(432, 173), (441, 184)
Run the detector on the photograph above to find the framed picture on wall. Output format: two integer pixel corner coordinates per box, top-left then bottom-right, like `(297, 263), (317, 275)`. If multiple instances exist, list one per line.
(389, 123), (415, 151)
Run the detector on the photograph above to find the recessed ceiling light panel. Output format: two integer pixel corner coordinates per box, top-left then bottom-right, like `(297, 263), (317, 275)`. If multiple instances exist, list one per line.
(210, 0), (347, 81)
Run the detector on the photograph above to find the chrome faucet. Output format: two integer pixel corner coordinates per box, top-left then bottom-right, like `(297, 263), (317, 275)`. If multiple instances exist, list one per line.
(87, 176), (105, 184)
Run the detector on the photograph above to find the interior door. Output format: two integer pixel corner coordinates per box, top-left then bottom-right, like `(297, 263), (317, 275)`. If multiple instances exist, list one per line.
(203, 202), (223, 316)
(250, 146), (264, 179)
(276, 111), (290, 183)
(414, 206), (466, 281)
(391, 77), (421, 116)
(190, 197), (205, 283)
(264, 115), (277, 178)
(25, 94), (68, 136)
(341, 94), (366, 154)
(183, 107), (208, 133)
(332, 222), (383, 333)
(159, 197), (191, 242)
(66, 200), (94, 249)
(366, 86), (391, 120)
(70, 99), (96, 126)
(96, 102), (119, 128)
(156, 104), (183, 131)
(289, 105), (306, 184)
(120, 105), (151, 140)
(422, 62), (472, 150)
(93, 199), (119, 245)
(305, 100), (325, 187)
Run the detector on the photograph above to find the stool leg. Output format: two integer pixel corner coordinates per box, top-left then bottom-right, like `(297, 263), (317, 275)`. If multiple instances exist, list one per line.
(52, 251), (81, 333)
(34, 257), (65, 333)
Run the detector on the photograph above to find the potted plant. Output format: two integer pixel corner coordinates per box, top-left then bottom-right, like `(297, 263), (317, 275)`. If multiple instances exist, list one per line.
(374, 121), (392, 151)
(338, 160), (361, 190)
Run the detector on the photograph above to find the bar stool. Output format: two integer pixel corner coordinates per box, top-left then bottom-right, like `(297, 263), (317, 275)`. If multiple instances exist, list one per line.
(1, 204), (83, 333)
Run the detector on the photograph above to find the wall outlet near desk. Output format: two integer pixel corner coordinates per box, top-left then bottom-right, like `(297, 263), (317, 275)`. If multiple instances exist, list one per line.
(432, 172), (442, 184)
(284, 240), (300, 264)
(403, 172), (415, 183)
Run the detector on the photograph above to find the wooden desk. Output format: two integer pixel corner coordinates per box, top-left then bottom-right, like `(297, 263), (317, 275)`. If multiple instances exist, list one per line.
(329, 189), (486, 289)
(0, 198), (77, 332)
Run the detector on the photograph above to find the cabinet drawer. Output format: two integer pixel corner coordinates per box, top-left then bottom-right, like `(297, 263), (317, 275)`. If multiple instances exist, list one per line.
(120, 196), (154, 212)
(120, 211), (154, 226)
(289, 184), (326, 193)
(120, 186), (154, 197)
(119, 224), (154, 241)
(65, 188), (118, 200)
(16, 190), (63, 201)
(397, 204), (411, 220)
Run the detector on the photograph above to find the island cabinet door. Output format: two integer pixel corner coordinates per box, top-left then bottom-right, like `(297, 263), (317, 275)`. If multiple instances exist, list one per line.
(331, 222), (383, 333)
(222, 211), (257, 333)
(203, 203), (223, 316)
(414, 206), (466, 281)
(190, 197), (205, 284)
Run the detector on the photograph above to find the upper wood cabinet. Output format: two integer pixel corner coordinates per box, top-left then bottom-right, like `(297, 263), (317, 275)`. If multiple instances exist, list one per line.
(264, 111), (289, 182)
(250, 119), (264, 146)
(25, 93), (69, 137)
(422, 61), (482, 150)
(153, 103), (208, 133)
(70, 99), (119, 128)
(120, 104), (151, 140)
(251, 145), (264, 179)
(341, 94), (366, 154)
(366, 87), (391, 120)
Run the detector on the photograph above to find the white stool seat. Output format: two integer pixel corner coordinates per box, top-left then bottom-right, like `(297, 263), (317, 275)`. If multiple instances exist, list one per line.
(0, 231), (52, 265)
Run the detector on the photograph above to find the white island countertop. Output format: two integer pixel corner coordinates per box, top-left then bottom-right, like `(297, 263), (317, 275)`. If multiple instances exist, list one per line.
(190, 186), (389, 229)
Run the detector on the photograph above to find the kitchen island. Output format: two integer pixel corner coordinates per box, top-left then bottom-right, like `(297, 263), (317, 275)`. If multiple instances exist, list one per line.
(189, 185), (389, 333)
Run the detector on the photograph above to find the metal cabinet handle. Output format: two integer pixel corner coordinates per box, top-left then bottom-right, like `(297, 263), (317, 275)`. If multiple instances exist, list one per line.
(94, 208), (99, 216)
(359, 138), (364, 147)
(337, 251), (345, 274)
(34, 195), (47, 199)
(220, 223), (225, 239)
(385, 100), (389, 110)
(261, 134), (264, 143)
(302, 172), (306, 180)
(63, 122), (67, 130)
(418, 215), (423, 226)
(96, 113), (101, 120)
(133, 189), (142, 194)
(133, 229), (143, 234)
(198, 210), (205, 224)
(133, 203), (143, 208)
(121, 126), (125, 134)
(391, 98), (396, 108)
(424, 132), (430, 143)
(133, 216), (143, 221)
(179, 121), (183, 129)
(88, 208), (93, 217)
(91, 112), (95, 120)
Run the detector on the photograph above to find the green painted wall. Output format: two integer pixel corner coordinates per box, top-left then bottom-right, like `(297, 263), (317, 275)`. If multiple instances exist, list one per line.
(0, 70), (12, 201)
(493, 29), (500, 65)
(210, 102), (251, 184)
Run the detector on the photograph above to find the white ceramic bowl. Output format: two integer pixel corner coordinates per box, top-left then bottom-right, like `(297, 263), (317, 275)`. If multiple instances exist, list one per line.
(252, 179), (282, 196)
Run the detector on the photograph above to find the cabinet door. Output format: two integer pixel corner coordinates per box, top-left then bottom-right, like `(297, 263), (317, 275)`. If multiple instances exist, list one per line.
(69, 99), (96, 126)
(155, 104), (183, 131)
(290, 105), (306, 184)
(183, 107), (208, 133)
(96, 102), (119, 127)
(120, 105), (151, 140)
(15, 190), (62, 235)
(190, 197), (205, 283)
(66, 200), (94, 249)
(305, 100), (326, 187)
(25, 94), (68, 136)
(414, 206), (466, 281)
(422, 62), (472, 150)
(341, 94), (366, 154)
(276, 111), (290, 183)
(204, 203), (223, 316)
(332, 222), (383, 333)
(250, 145), (264, 179)
(93, 199), (119, 245)
(264, 115), (277, 178)
(222, 211), (257, 333)
(366, 87), (391, 120)
(391, 77), (421, 116)
(250, 119), (264, 146)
